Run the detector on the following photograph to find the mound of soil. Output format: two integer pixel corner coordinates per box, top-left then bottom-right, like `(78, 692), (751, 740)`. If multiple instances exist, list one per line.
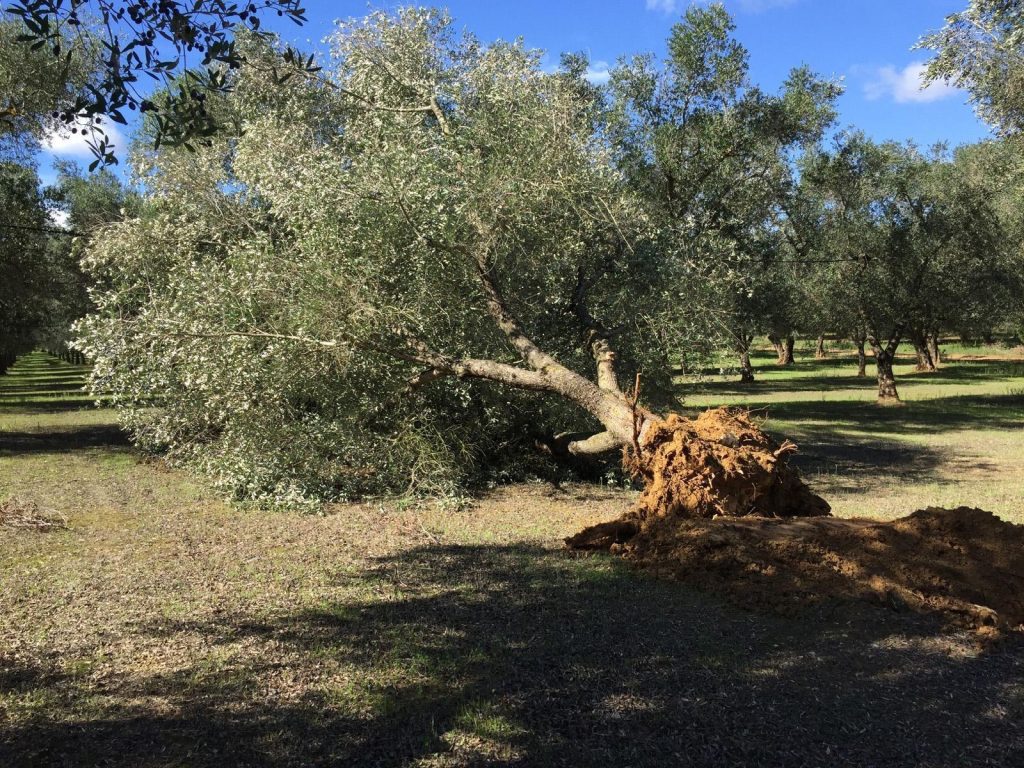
(568, 507), (1024, 630)
(627, 407), (830, 520)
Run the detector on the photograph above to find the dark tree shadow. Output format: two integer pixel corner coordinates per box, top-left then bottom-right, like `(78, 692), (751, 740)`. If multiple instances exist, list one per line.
(3, 545), (1022, 767)
(0, 424), (128, 455)
(753, 394), (1024, 436)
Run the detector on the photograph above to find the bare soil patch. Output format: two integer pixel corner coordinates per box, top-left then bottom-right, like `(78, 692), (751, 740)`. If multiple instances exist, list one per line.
(570, 506), (1024, 632)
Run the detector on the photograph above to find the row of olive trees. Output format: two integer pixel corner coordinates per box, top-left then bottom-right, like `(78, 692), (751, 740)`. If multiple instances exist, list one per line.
(724, 134), (1021, 402)
(1, 16), (140, 371)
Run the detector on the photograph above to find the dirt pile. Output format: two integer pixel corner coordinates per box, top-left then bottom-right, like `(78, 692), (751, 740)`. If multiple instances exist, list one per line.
(570, 507), (1024, 630)
(626, 407), (830, 520)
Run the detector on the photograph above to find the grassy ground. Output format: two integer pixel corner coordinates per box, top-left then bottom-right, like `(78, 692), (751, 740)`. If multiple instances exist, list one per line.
(684, 344), (1024, 521)
(2, 350), (1023, 767)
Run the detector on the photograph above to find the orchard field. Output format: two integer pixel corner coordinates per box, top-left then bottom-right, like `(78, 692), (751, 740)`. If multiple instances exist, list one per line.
(2, 347), (1023, 767)
(4, 1), (1024, 766)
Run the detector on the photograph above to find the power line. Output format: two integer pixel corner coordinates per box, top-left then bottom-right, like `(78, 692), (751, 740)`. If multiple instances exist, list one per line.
(0, 222), (80, 236)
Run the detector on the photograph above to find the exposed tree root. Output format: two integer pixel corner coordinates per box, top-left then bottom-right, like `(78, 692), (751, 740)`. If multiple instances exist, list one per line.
(627, 407), (830, 522)
(564, 409), (1024, 631)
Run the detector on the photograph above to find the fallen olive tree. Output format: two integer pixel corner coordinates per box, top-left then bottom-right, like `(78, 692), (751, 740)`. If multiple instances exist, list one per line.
(77, 9), (826, 517)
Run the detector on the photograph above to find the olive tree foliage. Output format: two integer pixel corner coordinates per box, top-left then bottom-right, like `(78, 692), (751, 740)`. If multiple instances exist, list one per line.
(604, 3), (841, 381)
(0, 162), (51, 369)
(949, 138), (1024, 338)
(918, 0), (1024, 136)
(795, 133), (1007, 400)
(77, 10), (715, 505)
(6, 1), (310, 166)
(0, 14), (101, 159)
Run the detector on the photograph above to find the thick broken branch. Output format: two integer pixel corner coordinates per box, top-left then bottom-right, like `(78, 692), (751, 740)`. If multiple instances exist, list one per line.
(571, 267), (623, 394)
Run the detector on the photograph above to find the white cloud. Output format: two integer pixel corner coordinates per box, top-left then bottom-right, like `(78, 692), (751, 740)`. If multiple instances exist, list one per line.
(863, 62), (959, 104)
(43, 117), (126, 158)
(48, 209), (70, 229)
(646, 0), (797, 14)
(586, 61), (611, 85)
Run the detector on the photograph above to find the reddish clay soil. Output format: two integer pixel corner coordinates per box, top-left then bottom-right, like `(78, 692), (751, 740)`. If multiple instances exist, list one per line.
(569, 407), (1024, 631)
(569, 506), (1024, 631)
(627, 407), (830, 520)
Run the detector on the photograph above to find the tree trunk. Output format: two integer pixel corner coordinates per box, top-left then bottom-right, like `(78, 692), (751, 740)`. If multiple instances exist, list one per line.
(911, 329), (936, 372)
(768, 333), (786, 365)
(927, 334), (941, 368)
(782, 335), (795, 366)
(736, 334), (754, 383)
(815, 335), (826, 359)
(739, 349), (754, 383)
(855, 337), (867, 377)
(871, 341), (900, 402)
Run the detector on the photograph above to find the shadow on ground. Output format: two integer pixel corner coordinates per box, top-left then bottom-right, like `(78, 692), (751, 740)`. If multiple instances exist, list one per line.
(711, 393), (1024, 437)
(687, 358), (1024, 396)
(0, 424), (129, 455)
(3, 544), (1022, 767)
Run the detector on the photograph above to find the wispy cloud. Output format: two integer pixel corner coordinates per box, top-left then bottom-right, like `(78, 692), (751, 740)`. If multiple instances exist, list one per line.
(586, 60), (611, 85)
(645, 0), (797, 14)
(43, 117), (126, 158)
(863, 62), (959, 104)
(48, 209), (70, 229)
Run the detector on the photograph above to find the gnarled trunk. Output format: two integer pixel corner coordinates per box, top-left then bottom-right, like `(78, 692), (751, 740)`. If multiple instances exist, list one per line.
(769, 333), (795, 366)
(871, 339), (900, 402)
(927, 334), (941, 368)
(853, 333), (867, 377)
(768, 333), (786, 365)
(734, 333), (755, 383)
(911, 329), (937, 372)
(814, 335), (827, 359)
(738, 349), (755, 383)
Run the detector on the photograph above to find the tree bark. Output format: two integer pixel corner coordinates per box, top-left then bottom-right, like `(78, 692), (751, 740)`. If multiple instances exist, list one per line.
(739, 350), (754, 383)
(782, 335), (795, 366)
(910, 329), (937, 372)
(927, 334), (941, 368)
(855, 336), (867, 377)
(870, 337), (901, 402)
(736, 333), (755, 383)
(768, 333), (786, 365)
(814, 335), (826, 359)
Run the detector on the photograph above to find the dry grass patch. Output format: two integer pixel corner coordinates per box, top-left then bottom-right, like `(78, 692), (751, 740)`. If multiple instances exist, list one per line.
(0, 496), (68, 532)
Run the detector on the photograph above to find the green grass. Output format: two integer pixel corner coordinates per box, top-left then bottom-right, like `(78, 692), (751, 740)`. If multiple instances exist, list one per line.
(0, 350), (103, 408)
(2, 350), (1023, 766)
(681, 344), (1024, 522)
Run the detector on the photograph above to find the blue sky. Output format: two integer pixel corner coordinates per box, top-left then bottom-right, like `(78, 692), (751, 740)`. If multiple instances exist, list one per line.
(39, 0), (991, 186)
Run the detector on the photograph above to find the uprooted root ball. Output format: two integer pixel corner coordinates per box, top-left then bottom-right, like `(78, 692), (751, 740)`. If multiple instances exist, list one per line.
(624, 407), (830, 522)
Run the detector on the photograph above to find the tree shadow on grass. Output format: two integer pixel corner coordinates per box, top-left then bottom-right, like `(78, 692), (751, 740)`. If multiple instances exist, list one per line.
(688, 359), (1024, 398)
(0, 424), (129, 455)
(778, 426), (950, 490)
(3, 544), (1022, 767)
(756, 394), (1024, 436)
